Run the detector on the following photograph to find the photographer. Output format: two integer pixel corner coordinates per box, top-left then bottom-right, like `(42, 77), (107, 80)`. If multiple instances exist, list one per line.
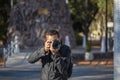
(28, 30), (72, 80)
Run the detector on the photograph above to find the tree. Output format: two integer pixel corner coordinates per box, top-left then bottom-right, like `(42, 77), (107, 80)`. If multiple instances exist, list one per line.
(0, 0), (10, 44)
(68, 0), (98, 31)
(96, 0), (113, 35)
(68, 0), (98, 45)
(68, 0), (113, 45)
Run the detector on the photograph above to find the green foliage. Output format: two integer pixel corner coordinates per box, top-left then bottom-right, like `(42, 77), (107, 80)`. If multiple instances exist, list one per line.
(90, 0), (113, 35)
(97, 0), (106, 9)
(68, 0), (98, 33)
(0, 0), (11, 44)
(97, 0), (113, 21)
(107, 0), (113, 21)
(68, 0), (113, 33)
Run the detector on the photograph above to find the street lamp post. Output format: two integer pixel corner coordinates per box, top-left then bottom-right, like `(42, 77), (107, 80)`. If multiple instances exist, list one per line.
(105, 0), (108, 53)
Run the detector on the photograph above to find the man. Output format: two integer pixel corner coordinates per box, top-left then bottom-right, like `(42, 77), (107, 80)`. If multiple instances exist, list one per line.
(28, 30), (72, 80)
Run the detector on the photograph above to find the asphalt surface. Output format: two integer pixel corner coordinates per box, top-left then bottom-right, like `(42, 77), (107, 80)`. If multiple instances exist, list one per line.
(69, 66), (113, 80)
(0, 65), (113, 80)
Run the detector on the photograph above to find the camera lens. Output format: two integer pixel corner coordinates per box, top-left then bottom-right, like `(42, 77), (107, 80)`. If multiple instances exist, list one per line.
(52, 40), (60, 49)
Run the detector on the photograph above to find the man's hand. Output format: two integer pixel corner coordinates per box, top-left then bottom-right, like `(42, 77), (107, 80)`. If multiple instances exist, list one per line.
(44, 41), (51, 53)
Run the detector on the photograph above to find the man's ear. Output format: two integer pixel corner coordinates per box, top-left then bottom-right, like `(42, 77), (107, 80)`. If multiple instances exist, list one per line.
(59, 37), (62, 44)
(42, 36), (46, 42)
(43, 38), (46, 42)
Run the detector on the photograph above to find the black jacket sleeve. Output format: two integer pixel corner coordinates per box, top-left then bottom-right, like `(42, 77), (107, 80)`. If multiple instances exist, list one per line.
(27, 47), (47, 63)
(51, 45), (71, 74)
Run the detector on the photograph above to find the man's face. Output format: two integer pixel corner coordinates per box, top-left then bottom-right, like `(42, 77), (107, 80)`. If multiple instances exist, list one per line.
(45, 34), (60, 48)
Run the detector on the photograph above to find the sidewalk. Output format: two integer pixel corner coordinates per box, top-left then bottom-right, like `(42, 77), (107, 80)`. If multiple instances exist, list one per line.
(5, 52), (41, 68)
(71, 46), (113, 54)
(0, 46), (113, 68)
(71, 46), (113, 66)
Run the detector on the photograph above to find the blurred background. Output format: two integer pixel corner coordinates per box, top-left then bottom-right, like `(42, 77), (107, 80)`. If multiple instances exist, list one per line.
(0, 0), (113, 51)
(0, 0), (114, 80)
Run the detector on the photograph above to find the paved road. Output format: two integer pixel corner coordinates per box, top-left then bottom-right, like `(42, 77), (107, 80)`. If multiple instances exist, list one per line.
(0, 65), (113, 80)
(69, 66), (113, 80)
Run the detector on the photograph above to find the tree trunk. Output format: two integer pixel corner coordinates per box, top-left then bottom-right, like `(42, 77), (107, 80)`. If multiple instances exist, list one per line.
(8, 0), (76, 49)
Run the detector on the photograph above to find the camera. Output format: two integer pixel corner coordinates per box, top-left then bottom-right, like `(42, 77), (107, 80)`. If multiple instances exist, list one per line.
(52, 40), (61, 49)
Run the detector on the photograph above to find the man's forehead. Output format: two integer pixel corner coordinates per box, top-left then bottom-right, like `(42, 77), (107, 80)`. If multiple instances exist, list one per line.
(46, 35), (59, 39)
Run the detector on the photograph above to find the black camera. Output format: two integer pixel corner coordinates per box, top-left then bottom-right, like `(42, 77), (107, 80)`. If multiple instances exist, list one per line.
(52, 40), (61, 49)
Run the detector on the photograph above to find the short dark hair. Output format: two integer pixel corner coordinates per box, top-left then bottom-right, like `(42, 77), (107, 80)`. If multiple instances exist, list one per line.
(45, 30), (60, 37)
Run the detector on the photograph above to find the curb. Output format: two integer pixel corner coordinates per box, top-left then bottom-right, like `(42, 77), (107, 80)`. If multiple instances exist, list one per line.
(75, 59), (113, 66)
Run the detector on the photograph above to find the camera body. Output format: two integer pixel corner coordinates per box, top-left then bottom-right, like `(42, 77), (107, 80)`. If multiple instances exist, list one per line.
(52, 40), (61, 49)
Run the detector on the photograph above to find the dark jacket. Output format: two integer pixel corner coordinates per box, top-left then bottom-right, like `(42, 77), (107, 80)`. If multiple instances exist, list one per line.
(28, 45), (71, 80)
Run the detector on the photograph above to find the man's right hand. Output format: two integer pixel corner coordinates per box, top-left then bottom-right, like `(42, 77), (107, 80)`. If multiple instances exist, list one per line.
(44, 40), (51, 53)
